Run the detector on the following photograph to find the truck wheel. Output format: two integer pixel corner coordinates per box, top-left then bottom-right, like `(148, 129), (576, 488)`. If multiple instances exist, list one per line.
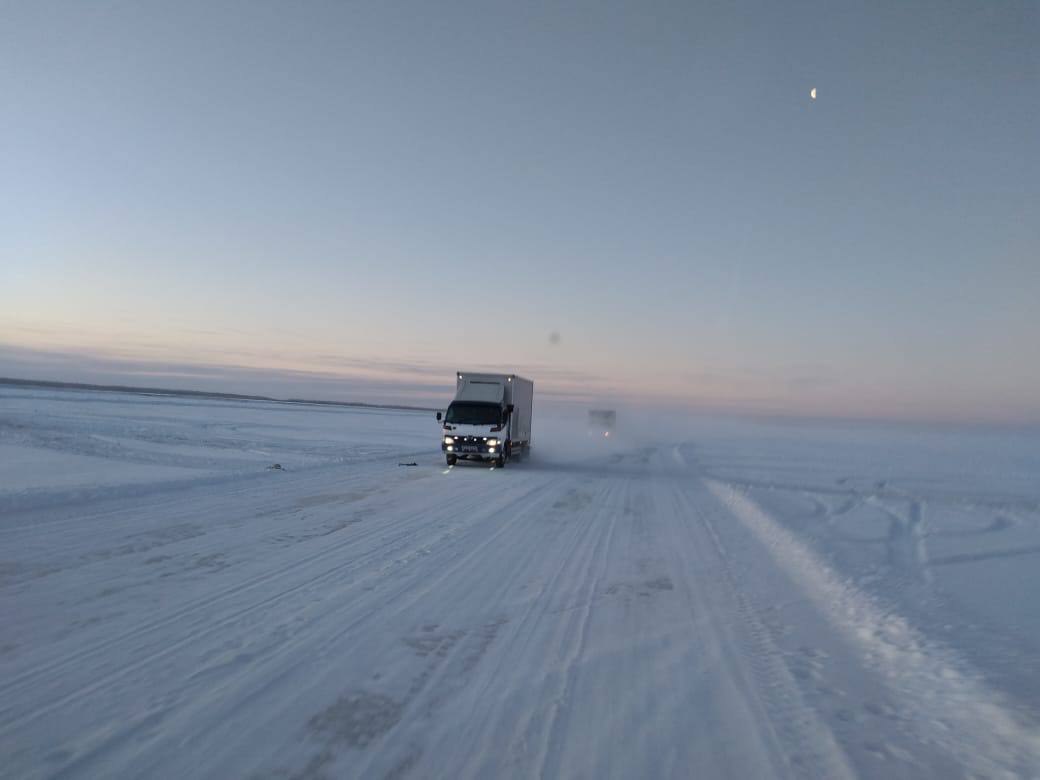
(446, 454), (457, 466)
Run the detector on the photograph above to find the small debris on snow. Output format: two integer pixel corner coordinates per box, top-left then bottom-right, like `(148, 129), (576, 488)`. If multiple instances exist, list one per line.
(398, 462), (418, 467)
(267, 463), (283, 471)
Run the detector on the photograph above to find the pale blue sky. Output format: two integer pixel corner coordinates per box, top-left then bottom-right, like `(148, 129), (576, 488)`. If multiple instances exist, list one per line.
(2, 1), (1038, 420)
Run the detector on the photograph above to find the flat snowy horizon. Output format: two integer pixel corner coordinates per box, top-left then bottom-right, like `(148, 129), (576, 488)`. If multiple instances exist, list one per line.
(2, 386), (1039, 778)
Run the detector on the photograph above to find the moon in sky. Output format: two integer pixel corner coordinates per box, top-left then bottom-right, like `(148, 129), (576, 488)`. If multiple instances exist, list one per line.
(810, 87), (817, 100)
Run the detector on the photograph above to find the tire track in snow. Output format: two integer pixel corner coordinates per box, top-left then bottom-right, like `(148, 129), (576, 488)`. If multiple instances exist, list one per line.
(1, 464), (442, 683)
(0, 456), (420, 575)
(41, 471), (567, 779)
(336, 476), (600, 779)
(706, 479), (1040, 778)
(423, 478), (620, 778)
(672, 484), (855, 779)
(0, 469), (544, 737)
(536, 479), (622, 779)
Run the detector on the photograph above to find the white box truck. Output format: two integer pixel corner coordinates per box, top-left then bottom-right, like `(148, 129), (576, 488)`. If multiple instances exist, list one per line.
(436, 372), (533, 467)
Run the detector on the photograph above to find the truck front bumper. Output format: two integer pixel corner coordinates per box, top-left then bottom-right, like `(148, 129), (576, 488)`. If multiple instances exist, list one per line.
(442, 437), (502, 458)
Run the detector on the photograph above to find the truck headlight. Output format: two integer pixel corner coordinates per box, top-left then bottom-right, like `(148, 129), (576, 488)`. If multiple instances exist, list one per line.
(486, 438), (499, 446)
(444, 436), (455, 445)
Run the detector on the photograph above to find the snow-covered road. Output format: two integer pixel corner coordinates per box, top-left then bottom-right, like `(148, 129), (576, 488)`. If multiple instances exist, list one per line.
(2, 388), (1039, 778)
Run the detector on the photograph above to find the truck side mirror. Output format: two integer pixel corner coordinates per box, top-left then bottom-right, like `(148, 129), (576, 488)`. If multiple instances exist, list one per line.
(506, 404), (515, 414)
(436, 412), (442, 421)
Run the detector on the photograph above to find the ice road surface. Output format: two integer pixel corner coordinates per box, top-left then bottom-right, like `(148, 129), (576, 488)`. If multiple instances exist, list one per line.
(2, 386), (1039, 778)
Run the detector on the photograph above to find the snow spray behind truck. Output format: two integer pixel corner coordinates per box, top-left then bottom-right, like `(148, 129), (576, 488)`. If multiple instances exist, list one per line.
(437, 373), (533, 467)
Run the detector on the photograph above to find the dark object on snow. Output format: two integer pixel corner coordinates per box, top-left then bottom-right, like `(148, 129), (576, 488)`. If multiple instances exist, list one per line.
(398, 462), (418, 467)
(267, 463), (283, 470)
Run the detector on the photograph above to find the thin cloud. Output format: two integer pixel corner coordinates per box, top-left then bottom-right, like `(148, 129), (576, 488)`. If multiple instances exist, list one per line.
(0, 343), (609, 408)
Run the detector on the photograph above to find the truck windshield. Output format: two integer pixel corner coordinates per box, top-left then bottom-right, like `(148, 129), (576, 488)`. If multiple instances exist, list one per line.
(445, 403), (502, 426)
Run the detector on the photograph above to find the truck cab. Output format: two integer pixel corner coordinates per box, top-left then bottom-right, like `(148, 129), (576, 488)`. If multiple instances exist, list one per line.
(437, 372), (533, 467)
